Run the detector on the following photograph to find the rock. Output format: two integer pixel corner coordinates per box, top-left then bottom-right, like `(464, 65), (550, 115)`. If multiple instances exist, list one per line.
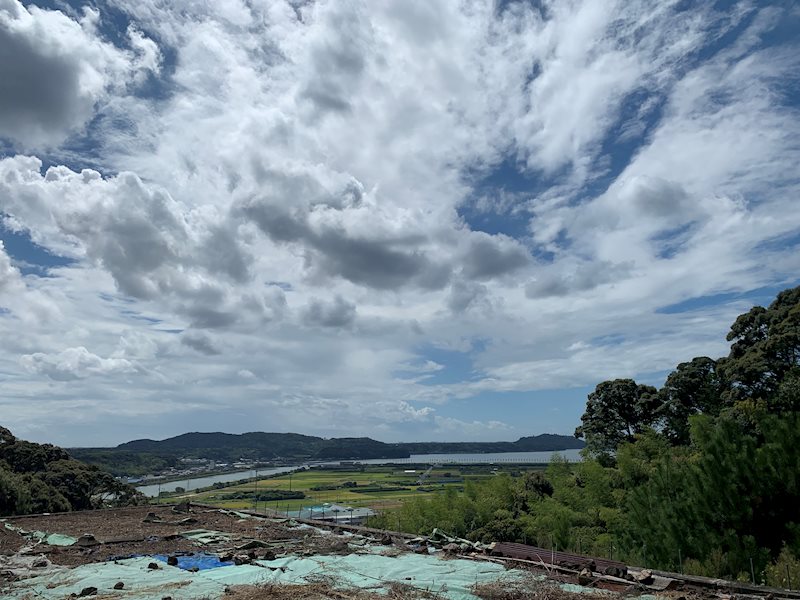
(603, 565), (628, 578)
(142, 512), (162, 523)
(413, 544), (429, 555)
(443, 543), (461, 554)
(78, 587), (97, 596)
(167, 556), (179, 566)
(578, 568), (594, 586)
(113, 582), (124, 590)
(233, 554), (251, 565)
(633, 569), (654, 585)
(32, 559), (48, 568)
(219, 553), (234, 563)
(237, 539), (269, 550)
(380, 534), (393, 545)
(581, 560), (596, 572)
(261, 550), (276, 561)
(172, 502), (190, 514)
(176, 517), (197, 525)
(147, 562), (160, 570)
(76, 534), (99, 547)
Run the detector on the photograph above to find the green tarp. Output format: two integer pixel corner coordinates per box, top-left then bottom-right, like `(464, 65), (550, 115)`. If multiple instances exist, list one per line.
(2, 522), (77, 546)
(5, 552), (524, 600)
(254, 552), (524, 597)
(179, 529), (233, 545)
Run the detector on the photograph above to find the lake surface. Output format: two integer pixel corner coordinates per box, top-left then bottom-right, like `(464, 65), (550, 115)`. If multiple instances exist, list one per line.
(135, 449), (582, 497)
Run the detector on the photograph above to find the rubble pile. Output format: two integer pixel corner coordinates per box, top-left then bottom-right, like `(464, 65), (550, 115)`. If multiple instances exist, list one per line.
(1, 504), (798, 600)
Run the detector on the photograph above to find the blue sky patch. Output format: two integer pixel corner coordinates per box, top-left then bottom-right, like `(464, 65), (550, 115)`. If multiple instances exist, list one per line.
(0, 220), (74, 275)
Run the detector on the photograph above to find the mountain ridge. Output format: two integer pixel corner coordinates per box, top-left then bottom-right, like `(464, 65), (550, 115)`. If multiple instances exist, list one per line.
(69, 431), (584, 476)
(98, 431), (583, 458)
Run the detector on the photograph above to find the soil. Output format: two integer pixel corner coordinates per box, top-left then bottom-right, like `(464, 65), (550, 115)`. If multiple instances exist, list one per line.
(0, 526), (27, 554)
(226, 581), (438, 599)
(10, 506), (293, 542)
(4, 505), (335, 567)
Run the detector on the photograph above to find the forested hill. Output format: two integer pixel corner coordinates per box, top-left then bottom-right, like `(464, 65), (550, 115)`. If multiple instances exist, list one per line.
(0, 427), (141, 516)
(117, 431), (583, 458)
(70, 432), (583, 475)
(395, 434), (585, 454)
(114, 431), (583, 459)
(112, 433), (409, 461)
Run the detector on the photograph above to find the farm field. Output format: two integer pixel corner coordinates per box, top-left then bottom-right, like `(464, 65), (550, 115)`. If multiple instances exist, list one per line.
(158, 465), (543, 514)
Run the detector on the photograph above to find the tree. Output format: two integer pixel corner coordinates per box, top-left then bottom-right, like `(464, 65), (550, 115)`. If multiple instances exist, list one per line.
(0, 465), (32, 516)
(621, 412), (800, 577)
(522, 472), (554, 499)
(657, 357), (723, 445)
(719, 286), (800, 407)
(0, 426), (143, 516)
(575, 379), (659, 457)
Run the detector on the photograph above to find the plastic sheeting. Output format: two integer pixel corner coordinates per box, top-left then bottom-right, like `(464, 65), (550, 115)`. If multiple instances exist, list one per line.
(2, 522), (77, 546)
(179, 529), (233, 545)
(216, 509), (266, 521)
(4, 556), (225, 599)
(5, 552), (524, 600)
(151, 553), (235, 571)
(254, 552), (524, 597)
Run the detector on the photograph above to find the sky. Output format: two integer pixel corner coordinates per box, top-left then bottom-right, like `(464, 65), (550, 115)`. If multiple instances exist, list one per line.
(1, 0), (799, 448)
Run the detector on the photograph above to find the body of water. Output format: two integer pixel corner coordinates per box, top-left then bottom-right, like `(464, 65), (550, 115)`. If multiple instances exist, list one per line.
(136, 465), (301, 497)
(135, 449), (582, 497)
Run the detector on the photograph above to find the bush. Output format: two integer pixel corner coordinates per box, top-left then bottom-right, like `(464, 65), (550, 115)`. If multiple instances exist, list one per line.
(765, 546), (800, 589)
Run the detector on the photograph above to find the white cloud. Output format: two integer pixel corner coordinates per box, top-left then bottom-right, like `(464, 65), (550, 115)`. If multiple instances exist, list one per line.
(20, 346), (136, 381)
(0, 1), (798, 445)
(0, 0), (160, 148)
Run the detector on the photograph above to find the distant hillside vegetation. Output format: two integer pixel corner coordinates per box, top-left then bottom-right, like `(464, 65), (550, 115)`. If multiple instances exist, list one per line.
(0, 426), (142, 517)
(114, 432), (409, 463)
(71, 431), (583, 476)
(396, 434), (585, 455)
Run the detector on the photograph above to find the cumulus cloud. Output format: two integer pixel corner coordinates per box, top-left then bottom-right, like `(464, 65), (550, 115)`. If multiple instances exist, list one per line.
(20, 346), (136, 381)
(0, 240), (59, 323)
(1, 1), (799, 445)
(0, 0), (160, 147)
(0, 240), (19, 293)
(303, 295), (357, 328)
(526, 261), (633, 299)
(0, 156), (283, 329)
(181, 331), (221, 356)
(240, 198), (452, 291)
(461, 233), (530, 281)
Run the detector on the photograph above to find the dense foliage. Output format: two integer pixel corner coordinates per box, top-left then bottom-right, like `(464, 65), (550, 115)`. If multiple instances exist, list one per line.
(0, 427), (143, 516)
(67, 449), (180, 477)
(219, 489), (305, 501)
(371, 286), (800, 586)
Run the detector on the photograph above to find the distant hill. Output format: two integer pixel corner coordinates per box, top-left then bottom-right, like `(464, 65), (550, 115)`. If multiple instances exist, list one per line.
(396, 434), (585, 455)
(115, 432), (409, 462)
(71, 431), (583, 476)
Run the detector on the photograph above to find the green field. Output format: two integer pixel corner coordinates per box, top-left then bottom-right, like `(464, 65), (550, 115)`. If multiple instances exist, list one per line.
(158, 465), (540, 513)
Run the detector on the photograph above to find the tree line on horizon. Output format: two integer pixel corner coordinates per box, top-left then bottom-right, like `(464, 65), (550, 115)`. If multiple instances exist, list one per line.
(370, 285), (800, 586)
(70, 432), (584, 477)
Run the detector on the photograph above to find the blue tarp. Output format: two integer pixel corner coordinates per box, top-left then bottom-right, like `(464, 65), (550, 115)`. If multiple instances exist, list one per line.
(151, 553), (234, 571)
